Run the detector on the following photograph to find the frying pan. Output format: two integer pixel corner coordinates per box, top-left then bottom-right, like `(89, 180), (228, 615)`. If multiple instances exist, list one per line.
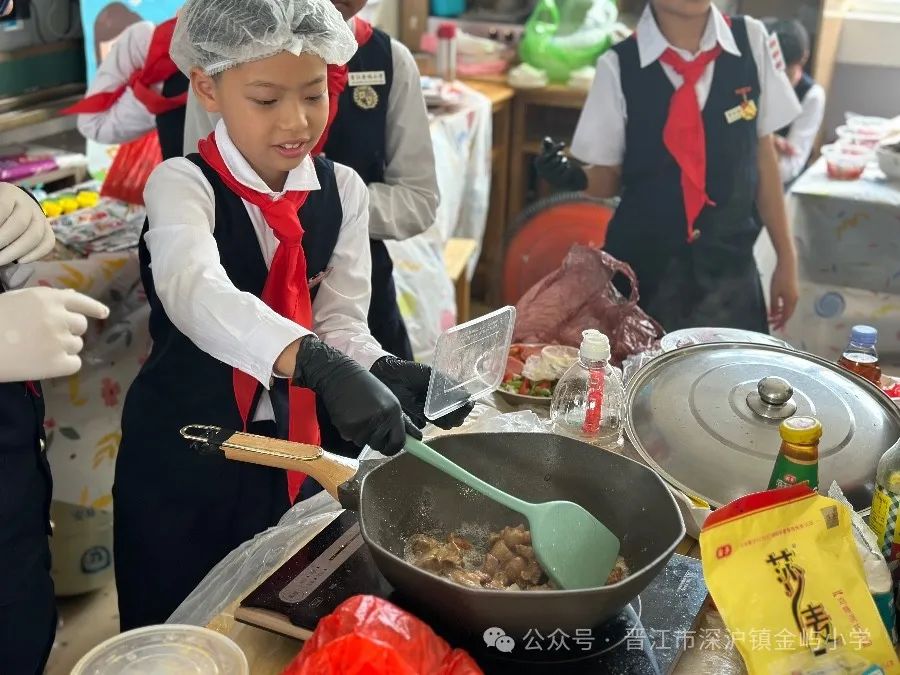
(184, 427), (686, 638)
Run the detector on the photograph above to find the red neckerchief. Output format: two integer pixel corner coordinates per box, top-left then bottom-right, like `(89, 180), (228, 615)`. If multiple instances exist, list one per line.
(62, 18), (187, 117)
(633, 15), (732, 243)
(312, 17), (375, 155)
(197, 133), (319, 498)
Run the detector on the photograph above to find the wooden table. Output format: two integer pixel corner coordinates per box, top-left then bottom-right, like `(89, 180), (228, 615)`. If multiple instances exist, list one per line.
(443, 237), (479, 323)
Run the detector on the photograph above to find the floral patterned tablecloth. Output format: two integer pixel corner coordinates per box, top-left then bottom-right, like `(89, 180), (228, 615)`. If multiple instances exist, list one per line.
(780, 158), (900, 364)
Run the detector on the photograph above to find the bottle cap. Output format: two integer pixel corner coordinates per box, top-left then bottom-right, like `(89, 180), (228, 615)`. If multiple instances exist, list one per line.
(580, 329), (610, 361)
(437, 22), (457, 38)
(779, 416), (823, 445)
(851, 325), (878, 346)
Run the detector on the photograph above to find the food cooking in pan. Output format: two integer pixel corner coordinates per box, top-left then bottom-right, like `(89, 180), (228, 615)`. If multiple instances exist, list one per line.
(405, 524), (630, 591)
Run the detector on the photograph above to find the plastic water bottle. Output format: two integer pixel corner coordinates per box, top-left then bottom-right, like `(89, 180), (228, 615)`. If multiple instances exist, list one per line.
(550, 330), (625, 450)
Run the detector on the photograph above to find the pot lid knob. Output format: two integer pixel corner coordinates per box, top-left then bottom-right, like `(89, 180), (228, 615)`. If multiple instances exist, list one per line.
(746, 376), (798, 420)
(758, 377), (794, 406)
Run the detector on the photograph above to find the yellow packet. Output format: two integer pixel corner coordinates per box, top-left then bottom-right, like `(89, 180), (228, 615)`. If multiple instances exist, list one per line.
(700, 485), (898, 674)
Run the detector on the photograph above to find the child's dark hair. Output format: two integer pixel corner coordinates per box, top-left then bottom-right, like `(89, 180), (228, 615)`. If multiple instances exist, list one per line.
(764, 18), (810, 67)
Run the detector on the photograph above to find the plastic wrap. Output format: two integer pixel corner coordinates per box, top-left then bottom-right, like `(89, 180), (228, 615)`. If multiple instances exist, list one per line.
(168, 490), (344, 628)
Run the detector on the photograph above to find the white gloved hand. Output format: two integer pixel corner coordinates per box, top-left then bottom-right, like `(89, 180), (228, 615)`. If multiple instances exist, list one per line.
(0, 182), (56, 267)
(0, 287), (110, 383)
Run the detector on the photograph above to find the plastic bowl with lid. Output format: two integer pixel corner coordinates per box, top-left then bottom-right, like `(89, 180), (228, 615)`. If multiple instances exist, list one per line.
(846, 114), (891, 134)
(837, 124), (884, 149)
(72, 625), (249, 675)
(821, 143), (873, 180)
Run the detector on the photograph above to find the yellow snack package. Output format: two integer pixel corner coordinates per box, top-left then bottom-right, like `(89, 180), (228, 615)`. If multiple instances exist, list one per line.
(700, 485), (898, 675)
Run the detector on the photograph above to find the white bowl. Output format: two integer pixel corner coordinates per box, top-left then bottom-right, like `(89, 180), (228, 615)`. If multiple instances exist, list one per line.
(877, 139), (900, 182)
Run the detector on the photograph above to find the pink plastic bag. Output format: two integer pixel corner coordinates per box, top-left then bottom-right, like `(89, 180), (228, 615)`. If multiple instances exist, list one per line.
(512, 244), (663, 366)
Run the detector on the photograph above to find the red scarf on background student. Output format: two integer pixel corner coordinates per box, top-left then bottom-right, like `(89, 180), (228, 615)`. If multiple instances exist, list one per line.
(312, 17), (374, 156)
(62, 18), (186, 116)
(197, 134), (318, 501)
(640, 16), (731, 242)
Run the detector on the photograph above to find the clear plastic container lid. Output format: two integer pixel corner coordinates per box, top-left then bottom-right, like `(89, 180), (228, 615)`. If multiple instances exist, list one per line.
(425, 306), (516, 420)
(71, 625), (249, 675)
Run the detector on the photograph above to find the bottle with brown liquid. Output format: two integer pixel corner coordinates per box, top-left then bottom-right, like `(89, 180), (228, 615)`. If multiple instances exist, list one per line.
(837, 325), (882, 385)
(768, 416), (822, 491)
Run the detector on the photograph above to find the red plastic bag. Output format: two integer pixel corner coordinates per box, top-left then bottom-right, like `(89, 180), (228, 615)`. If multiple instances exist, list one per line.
(100, 130), (163, 206)
(513, 244), (663, 366)
(282, 595), (483, 675)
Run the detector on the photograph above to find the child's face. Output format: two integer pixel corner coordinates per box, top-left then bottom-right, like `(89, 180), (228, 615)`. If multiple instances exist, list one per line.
(331, 0), (367, 21)
(652, 0), (712, 19)
(193, 51), (329, 189)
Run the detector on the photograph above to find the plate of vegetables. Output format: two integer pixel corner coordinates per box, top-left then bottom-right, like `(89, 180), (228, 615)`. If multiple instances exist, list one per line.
(497, 344), (577, 406)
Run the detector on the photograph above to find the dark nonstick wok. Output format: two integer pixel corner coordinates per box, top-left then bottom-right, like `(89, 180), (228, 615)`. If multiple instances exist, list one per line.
(184, 428), (686, 639)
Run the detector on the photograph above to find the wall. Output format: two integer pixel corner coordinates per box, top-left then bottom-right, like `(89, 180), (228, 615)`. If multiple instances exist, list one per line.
(0, 0), (82, 52)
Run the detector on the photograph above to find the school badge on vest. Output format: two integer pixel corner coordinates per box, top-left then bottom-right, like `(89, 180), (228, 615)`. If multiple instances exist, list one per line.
(353, 85), (379, 110)
(725, 86), (758, 124)
(349, 71), (385, 110)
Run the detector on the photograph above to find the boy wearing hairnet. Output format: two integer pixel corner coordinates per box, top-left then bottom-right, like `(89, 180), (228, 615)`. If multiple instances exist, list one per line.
(183, 0), (437, 365)
(114, 0), (469, 630)
(183, 0), (447, 500)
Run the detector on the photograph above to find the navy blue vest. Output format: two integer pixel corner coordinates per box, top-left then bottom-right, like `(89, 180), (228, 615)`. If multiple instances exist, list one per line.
(605, 17), (766, 332)
(320, 28), (412, 360)
(123, 155), (343, 452)
(0, 281), (52, 603)
(323, 28), (392, 184)
(155, 72), (189, 160)
(776, 72), (815, 138)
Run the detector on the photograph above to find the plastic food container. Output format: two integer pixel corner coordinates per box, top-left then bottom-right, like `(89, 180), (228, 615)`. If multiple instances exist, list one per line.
(822, 143), (872, 180)
(71, 625), (249, 675)
(847, 114), (891, 134)
(425, 306), (516, 420)
(837, 124), (884, 149)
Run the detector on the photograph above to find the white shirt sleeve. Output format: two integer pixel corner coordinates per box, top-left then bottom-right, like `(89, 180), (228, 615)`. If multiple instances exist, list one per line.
(570, 50), (626, 167)
(779, 84), (826, 183)
(314, 163), (390, 368)
(142, 159), (312, 388)
(366, 40), (439, 241)
(745, 17), (802, 138)
(76, 21), (159, 146)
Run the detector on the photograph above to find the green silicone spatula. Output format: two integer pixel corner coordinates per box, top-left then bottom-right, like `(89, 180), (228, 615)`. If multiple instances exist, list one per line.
(404, 435), (621, 590)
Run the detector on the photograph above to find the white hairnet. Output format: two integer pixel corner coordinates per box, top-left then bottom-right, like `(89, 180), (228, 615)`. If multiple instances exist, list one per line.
(170, 0), (358, 76)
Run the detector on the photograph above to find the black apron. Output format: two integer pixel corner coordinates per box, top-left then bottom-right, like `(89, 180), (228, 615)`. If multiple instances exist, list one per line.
(155, 72), (189, 160)
(605, 17), (768, 334)
(0, 284), (56, 674)
(114, 155), (343, 629)
(322, 28), (413, 361)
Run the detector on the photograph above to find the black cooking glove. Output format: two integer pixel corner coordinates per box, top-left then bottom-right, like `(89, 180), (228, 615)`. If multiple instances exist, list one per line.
(534, 137), (588, 192)
(292, 337), (421, 455)
(370, 356), (475, 430)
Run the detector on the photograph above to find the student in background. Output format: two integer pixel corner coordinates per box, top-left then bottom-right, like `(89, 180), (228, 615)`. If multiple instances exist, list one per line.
(764, 18), (826, 186)
(537, 0), (801, 334)
(64, 15), (189, 161)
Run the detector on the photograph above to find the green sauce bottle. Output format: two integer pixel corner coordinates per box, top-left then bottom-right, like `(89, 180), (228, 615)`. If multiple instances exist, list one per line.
(768, 416), (822, 491)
